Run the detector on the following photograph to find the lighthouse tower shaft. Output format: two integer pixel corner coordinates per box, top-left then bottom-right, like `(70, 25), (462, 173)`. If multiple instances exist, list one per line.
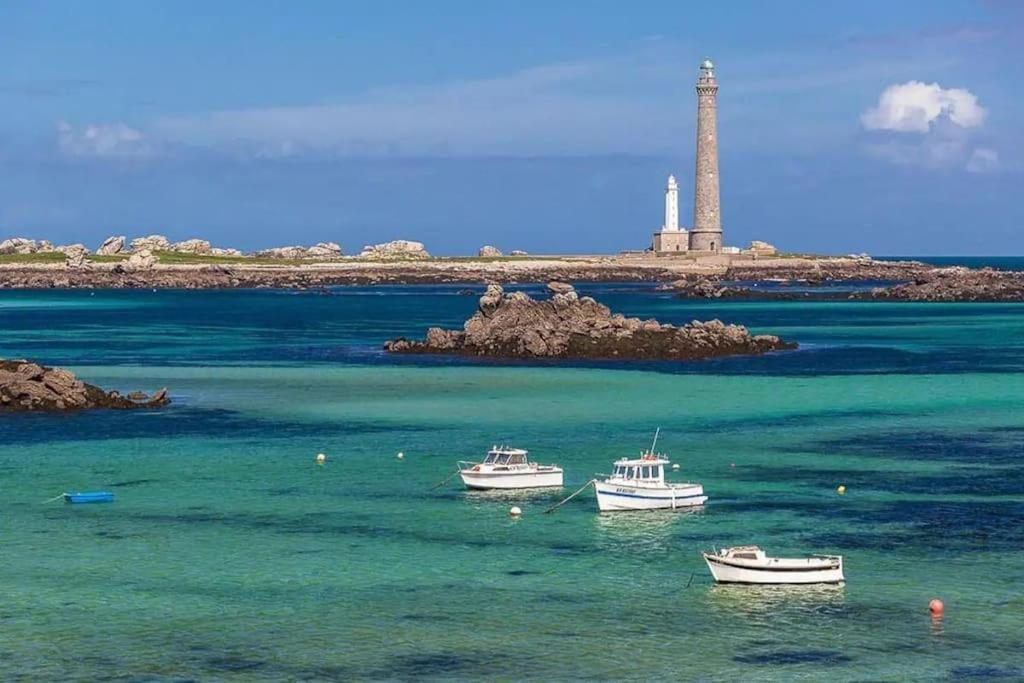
(664, 174), (679, 231)
(689, 60), (722, 253)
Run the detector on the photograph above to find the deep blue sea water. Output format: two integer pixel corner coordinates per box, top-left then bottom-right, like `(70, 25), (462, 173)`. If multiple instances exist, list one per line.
(879, 255), (1024, 270)
(2, 284), (1023, 680)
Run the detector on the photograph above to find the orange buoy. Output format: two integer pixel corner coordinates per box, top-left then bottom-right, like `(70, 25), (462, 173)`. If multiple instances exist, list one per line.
(929, 598), (944, 616)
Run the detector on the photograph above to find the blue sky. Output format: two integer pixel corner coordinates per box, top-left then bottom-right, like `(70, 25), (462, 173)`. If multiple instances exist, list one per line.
(1, 0), (1021, 255)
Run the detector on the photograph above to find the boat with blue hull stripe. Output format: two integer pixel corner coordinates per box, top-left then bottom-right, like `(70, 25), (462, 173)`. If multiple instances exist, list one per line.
(592, 430), (708, 512)
(597, 489), (706, 501)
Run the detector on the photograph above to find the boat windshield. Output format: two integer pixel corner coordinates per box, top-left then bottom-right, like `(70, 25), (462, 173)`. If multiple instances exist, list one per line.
(614, 464), (662, 481)
(490, 452), (527, 466)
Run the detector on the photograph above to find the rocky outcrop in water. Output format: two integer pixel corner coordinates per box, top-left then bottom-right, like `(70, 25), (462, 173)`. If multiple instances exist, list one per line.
(478, 245), (502, 257)
(868, 267), (1024, 302)
(1, 359), (170, 412)
(384, 283), (795, 361)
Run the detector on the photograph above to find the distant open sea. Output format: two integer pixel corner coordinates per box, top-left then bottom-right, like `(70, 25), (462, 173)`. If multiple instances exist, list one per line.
(2, 284), (1023, 680)
(879, 255), (1024, 270)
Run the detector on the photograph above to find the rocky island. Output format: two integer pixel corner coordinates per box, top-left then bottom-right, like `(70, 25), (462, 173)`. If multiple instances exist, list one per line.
(0, 359), (170, 412)
(385, 283), (796, 361)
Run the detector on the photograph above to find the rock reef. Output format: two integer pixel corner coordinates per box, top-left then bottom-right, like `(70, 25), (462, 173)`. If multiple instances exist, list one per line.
(384, 283), (795, 361)
(868, 267), (1024, 302)
(1, 359), (170, 412)
(723, 258), (931, 283)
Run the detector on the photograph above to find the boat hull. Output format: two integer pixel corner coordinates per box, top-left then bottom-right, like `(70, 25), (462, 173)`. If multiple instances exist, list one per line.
(594, 481), (706, 511)
(63, 492), (114, 504)
(459, 469), (563, 490)
(703, 554), (844, 584)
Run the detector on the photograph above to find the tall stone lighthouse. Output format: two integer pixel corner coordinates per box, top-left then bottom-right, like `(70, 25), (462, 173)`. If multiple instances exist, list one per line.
(688, 58), (723, 253)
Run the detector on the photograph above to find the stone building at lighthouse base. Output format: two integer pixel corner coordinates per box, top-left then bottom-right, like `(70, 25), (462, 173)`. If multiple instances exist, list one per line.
(652, 230), (688, 253)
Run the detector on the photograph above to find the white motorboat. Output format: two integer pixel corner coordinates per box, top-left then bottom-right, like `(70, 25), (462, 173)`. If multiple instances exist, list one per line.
(458, 447), (563, 490)
(703, 546), (845, 585)
(592, 432), (707, 512)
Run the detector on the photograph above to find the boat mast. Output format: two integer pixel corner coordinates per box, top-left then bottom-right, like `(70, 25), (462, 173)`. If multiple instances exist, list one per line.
(649, 427), (661, 455)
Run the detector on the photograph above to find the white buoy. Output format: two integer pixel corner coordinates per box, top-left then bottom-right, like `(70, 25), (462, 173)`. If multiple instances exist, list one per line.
(672, 464), (680, 471)
(316, 453), (326, 465)
(396, 452), (405, 460)
(509, 506), (522, 517)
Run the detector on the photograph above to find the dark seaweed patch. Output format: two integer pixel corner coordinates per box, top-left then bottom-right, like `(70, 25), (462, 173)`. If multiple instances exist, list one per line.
(733, 650), (851, 665)
(108, 479), (156, 488)
(506, 569), (537, 576)
(127, 510), (590, 555)
(381, 651), (502, 678)
(205, 656), (267, 672)
(0, 406), (440, 445)
(94, 530), (128, 539)
(731, 463), (1024, 497)
(797, 429), (1024, 466)
(950, 665), (1023, 679)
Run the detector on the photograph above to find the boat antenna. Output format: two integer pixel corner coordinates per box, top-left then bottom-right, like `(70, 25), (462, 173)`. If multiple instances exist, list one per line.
(650, 427), (661, 455)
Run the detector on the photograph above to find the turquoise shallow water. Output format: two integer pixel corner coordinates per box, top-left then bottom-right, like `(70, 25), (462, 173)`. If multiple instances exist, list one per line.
(2, 285), (1023, 681)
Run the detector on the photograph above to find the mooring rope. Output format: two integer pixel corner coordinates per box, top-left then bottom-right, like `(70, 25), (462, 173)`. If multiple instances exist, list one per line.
(544, 479), (596, 514)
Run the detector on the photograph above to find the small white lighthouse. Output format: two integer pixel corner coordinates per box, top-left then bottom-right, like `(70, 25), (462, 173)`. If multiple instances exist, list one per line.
(652, 174), (688, 253)
(663, 174), (679, 232)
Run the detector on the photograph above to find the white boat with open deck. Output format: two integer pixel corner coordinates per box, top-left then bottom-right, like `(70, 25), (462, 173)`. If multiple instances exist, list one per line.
(703, 546), (845, 585)
(592, 431), (707, 512)
(458, 447), (563, 490)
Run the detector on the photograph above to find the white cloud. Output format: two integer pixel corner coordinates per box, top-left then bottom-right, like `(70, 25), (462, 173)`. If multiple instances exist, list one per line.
(57, 121), (155, 158)
(861, 81), (986, 133)
(966, 147), (1000, 173)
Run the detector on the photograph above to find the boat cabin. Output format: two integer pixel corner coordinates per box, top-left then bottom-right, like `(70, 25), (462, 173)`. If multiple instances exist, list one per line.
(610, 455), (669, 483)
(483, 447), (529, 467)
(721, 546), (767, 561)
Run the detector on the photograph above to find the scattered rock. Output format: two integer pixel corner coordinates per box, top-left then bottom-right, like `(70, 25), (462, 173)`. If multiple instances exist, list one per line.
(385, 283), (795, 361)
(510, 250), (529, 256)
(0, 238), (40, 254)
(306, 242), (343, 258)
(172, 239), (212, 255)
(359, 240), (430, 260)
(63, 245), (89, 269)
(1, 359), (171, 412)
(129, 234), (171, 252)
(478, 245), (503, 257)
(748, 240), (778, 255)
(211, 247), (244, 257)
(97, 236), (126, 255)
(254, 246), (309, 259)
(127, 249), (158, 270)
(546, 281), (575, 295)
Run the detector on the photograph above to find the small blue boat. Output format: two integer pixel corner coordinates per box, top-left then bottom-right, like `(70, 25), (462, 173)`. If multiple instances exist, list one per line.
(63, 491), (114, 504)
